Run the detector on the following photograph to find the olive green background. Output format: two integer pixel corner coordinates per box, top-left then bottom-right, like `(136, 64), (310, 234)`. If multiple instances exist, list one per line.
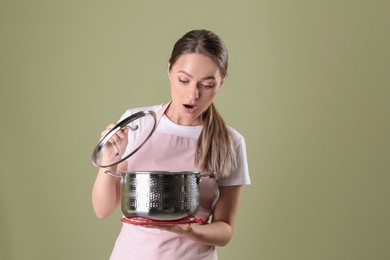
(0, 0), (389, 259)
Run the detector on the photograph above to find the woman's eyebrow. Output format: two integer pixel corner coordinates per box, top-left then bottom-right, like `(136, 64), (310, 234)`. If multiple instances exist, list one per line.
(178, 70), (193, 78)
(178, 70), (216, 80)
(201, 76), (216, 80)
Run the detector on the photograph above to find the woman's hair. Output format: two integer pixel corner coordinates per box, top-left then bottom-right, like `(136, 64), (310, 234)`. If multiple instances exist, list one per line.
(168, 29), (237, 177)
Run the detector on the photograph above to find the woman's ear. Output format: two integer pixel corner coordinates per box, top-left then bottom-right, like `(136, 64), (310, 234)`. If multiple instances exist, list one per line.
(167, 63), (171, 77)
(215, 78), (224, 92)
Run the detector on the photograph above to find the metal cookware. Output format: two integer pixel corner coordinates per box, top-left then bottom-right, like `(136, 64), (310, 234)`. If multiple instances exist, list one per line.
(92, 110), (214, 221)
(106, 171), (214, 220)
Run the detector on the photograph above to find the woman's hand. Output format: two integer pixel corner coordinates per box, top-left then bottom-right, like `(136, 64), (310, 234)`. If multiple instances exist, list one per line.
(100, 123), (129, 165)
(142, 223), (194, 235)
(140, 185), (243, 247)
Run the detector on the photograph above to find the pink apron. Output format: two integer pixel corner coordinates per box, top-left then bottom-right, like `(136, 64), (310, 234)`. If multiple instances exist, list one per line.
(110, 103), (219, 260)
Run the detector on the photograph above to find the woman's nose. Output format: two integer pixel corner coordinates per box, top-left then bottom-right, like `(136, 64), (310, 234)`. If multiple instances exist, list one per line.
(188, 85), (200, 100)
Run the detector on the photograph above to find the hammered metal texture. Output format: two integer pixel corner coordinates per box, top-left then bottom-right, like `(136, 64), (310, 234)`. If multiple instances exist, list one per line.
(121, 172), (200, 220)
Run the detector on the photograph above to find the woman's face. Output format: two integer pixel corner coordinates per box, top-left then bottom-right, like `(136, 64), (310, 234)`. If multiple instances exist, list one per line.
(167, 53), (223, 126)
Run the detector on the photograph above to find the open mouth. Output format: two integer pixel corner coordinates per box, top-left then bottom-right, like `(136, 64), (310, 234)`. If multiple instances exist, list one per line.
(183, 104), (198, 112)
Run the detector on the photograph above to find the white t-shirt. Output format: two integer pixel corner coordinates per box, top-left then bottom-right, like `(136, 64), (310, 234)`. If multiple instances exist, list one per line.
(119, 104), (251, 186)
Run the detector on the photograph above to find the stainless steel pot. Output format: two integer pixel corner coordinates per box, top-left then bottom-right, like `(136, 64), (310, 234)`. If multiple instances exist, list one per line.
(92, 111), (215, 221)
(106, 171), (214, 220)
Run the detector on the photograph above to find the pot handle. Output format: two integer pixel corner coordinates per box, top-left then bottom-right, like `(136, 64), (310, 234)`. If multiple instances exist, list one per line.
(104, 170), (121, 177)
(200, 172), (215, 178)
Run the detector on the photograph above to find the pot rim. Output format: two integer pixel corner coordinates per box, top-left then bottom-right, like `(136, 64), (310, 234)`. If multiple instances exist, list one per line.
(105, 170), (215, 178)
(118, 171), (202, 175)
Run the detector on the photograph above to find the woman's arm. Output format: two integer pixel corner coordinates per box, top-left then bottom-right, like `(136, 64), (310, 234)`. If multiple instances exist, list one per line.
(154, 185), (243, 246)
(92, 123), (129, 219)
(92, 165), (123, 219)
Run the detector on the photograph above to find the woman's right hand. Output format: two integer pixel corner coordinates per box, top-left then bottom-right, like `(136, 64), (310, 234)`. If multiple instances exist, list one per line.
(99, 123), (129, 166)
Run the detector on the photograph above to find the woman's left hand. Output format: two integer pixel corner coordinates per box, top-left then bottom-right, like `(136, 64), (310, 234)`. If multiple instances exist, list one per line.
(141, 223), (193, 235)
(140, 186), (243, 246)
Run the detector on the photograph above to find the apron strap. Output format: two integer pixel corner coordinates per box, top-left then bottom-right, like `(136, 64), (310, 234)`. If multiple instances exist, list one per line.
(132, 101), (171, 148)
(155, 101), (171, 123)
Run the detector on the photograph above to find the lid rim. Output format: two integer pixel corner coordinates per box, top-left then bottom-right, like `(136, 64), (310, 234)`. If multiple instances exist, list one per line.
(91, 110), (157, 168)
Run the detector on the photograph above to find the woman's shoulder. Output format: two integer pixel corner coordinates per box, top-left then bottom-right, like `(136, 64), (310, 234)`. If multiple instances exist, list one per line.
(123, 104), (164, 116)
(119, 104), (164, 121)
(227, 125), (245, 146)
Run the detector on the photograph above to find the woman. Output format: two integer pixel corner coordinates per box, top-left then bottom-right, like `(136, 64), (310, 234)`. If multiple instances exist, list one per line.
(92, 29), (251, 260)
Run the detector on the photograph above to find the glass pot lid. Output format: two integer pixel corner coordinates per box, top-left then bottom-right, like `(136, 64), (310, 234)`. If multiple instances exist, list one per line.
(91, 110), (157, 168)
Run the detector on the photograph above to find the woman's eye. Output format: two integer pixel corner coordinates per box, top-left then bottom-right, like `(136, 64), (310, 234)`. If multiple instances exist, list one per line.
(201, 83), (214, 89)
(178, 79), (189, 84)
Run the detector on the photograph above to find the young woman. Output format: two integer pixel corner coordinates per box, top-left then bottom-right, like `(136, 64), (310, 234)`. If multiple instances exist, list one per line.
(92, 29), (251, 260)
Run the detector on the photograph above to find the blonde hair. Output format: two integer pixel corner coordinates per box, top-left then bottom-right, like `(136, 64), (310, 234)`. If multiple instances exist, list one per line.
(169, 29), (237, 177)
(196, 103), (237, 177)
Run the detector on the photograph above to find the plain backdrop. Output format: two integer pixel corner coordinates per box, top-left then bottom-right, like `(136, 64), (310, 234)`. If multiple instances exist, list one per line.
(0, 0), (389, 259)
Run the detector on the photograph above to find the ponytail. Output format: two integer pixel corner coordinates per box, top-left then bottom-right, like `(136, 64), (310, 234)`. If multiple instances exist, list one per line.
(195, 103), (237, 177)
